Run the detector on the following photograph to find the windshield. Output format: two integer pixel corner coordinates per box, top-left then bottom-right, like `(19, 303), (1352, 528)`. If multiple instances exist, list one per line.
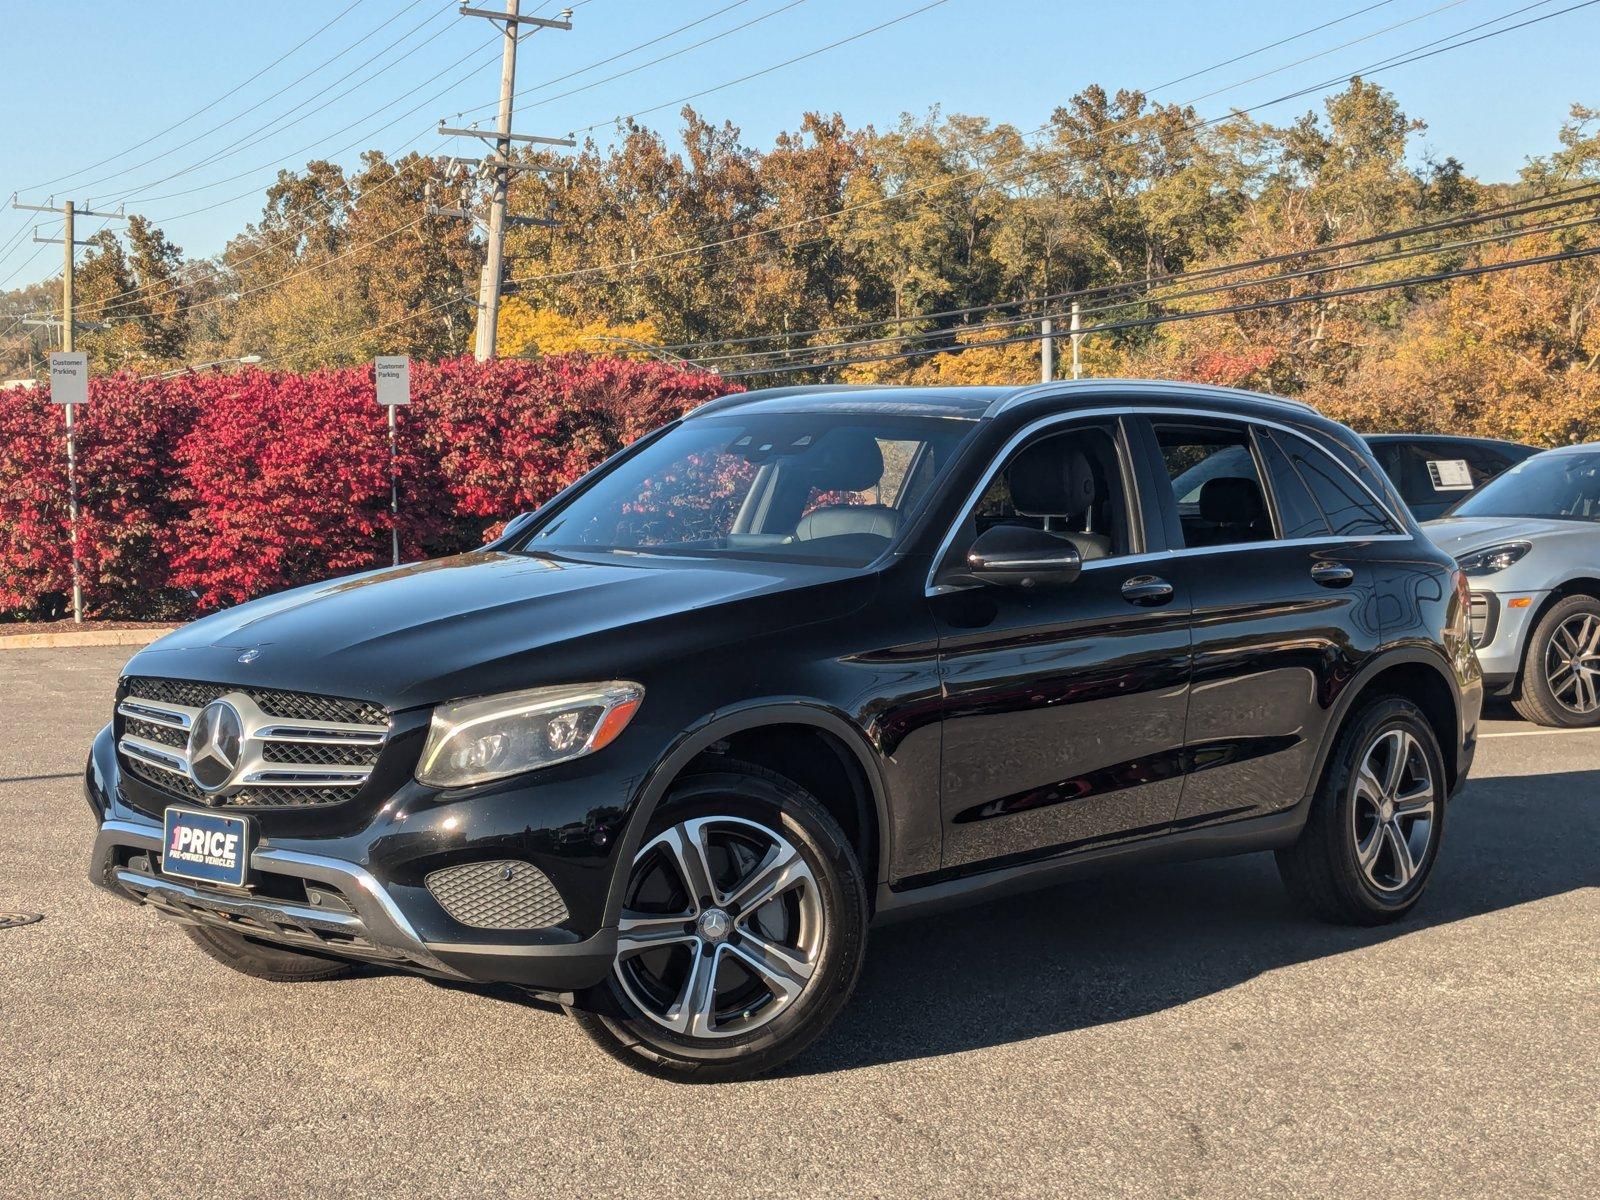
(1448, 451), (1600, 521)
(521, 411), (978, 566)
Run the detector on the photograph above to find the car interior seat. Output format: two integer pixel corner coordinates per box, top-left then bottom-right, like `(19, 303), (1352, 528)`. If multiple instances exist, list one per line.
(1197, 476), (1269, 544)
(1006, 442), (1114, 561)
(793, 429), (898, 543)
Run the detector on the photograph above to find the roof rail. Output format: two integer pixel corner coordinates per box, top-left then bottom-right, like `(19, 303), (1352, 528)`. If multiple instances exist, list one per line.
(984, 378), (1318, 418)
(687, 383), (887, 419)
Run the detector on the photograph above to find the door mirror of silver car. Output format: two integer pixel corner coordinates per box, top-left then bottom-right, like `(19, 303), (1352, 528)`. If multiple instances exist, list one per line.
(966, 525), (1083, 588)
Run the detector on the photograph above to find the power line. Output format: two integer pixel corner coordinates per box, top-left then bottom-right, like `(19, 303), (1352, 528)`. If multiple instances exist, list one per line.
(21, 0), (373, 195)
(485, 0), (809, 120)
(720, 240), (1600, 378)
(571, 0), (955, 136)
(73, 0), (444, 199)
(450, 0), (768, 119)
(502, 0), (1593, 305)
(653, 180), (1600, 357)
(700, 208), (1600, 370)
(101, 0), (1590, 369)
(107, 4), (468, 207)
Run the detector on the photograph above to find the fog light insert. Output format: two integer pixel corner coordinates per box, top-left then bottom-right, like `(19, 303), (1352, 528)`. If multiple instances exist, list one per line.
(425, 860), (569, 930)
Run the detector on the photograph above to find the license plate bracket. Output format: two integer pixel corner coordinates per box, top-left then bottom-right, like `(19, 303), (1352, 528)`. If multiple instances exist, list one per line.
(162, 807), (252, 888)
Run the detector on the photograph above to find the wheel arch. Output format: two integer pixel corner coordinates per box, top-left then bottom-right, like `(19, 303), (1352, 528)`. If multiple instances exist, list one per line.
(604, 702), (892, 927)
(1308, 649), (1466, 803)
(1510, 576), (1600, 689)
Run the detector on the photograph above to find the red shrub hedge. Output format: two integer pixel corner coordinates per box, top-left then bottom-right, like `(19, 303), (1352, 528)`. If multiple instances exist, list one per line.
(0, 354), (734, 618)
(0, 374), (199, 618)
(419, 355), (728, 537)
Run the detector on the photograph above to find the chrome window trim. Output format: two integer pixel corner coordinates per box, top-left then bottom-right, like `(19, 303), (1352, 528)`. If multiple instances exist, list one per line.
(925, 403), (1408, 595)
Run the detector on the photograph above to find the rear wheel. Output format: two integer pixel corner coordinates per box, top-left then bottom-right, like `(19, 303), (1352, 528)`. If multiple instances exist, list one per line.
(570, 762), (867, 1081)
(184, 924), (356, 982)
(1277, 696), (1445, 925)
(1513, 594), (1600, 728)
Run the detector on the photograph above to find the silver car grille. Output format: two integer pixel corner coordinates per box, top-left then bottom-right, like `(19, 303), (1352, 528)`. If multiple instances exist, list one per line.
(116, 676), (389, 809)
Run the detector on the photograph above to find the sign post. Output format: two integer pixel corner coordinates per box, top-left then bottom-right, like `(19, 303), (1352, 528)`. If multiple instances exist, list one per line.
(375, 356), (411, 566)
(49, 352), (89, 623)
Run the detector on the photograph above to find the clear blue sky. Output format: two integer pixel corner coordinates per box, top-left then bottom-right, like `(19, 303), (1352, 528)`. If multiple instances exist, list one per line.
(2, 0), (1596, 289)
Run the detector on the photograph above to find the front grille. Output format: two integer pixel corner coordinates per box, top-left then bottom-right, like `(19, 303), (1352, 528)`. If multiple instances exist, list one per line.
(116, 676), (389, 810)
(426, 860), (570, 930)
(125, 677), (384, 726)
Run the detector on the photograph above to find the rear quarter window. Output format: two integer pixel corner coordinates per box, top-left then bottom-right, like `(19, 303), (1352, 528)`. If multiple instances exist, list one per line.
(1278, 435), (1399, 536)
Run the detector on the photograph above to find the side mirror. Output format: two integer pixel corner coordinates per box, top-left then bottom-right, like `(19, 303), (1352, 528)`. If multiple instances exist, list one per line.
(965, 525), (1082, 589)
(489, 511), (538, 546)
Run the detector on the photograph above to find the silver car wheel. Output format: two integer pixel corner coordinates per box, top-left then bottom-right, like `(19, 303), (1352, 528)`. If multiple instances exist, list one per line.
(613, 815), (822, 1040)
(1545, 612), (1600, 715)
(1350, 728), (1436, 894)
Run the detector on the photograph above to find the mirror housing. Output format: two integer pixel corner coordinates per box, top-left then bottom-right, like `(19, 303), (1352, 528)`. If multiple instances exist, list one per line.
(965, 525), (1083, 589)
(488, 510), (538, 546)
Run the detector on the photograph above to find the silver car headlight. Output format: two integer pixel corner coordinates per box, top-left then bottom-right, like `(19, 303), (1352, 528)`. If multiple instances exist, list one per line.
(416, 681), (643, 788)
(1455, 541), (1532, 577)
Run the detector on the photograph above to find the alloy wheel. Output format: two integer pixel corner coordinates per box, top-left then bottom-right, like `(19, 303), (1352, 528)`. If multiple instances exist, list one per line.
(1544, 612), (1600, 715)
(1349, 728), (1436, 894)
(613, 815), (822, 1039)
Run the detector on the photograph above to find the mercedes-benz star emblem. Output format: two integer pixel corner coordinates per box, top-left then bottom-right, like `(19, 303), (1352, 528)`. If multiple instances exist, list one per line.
(187, 698), (245, 796)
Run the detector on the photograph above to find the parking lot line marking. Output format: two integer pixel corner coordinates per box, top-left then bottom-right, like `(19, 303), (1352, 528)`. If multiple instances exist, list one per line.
(1480, 728), (1600, 739)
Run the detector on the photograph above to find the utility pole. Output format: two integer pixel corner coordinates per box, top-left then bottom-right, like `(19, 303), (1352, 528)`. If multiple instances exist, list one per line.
(1039, 316), (1054, 383)
(441, 3), (574, 361)
(13, 197), (129, 623)
(1070, 300), (1083, 380)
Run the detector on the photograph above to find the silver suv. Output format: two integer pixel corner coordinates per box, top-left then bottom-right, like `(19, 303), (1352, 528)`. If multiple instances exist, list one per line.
(1425, 443), (1600, 727)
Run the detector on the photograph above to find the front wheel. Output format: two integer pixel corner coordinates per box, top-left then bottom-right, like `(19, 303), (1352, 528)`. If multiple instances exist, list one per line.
(1277, 696), (1446, 925)
(570, 762), (867, 1081)
(1513, 594), (1600, 727)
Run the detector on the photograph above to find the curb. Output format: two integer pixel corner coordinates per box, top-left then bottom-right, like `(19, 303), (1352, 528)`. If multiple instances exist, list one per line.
(0, 628), (177, 650)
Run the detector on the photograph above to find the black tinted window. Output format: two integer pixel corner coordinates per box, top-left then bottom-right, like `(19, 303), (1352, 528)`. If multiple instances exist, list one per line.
(972, 423), (1130, 560)
(1280, 436), (1398, 535)
(1156, 422), (1272, 547)
(1256, 433), (1330, 538)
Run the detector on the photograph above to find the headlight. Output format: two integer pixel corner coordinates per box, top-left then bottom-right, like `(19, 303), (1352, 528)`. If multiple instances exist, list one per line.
(1455, 541), (1532, 577)
(416, 681), (643, 788)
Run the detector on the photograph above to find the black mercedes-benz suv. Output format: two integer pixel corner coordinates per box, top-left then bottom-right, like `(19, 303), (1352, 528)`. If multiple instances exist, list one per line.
(87, 381), (1481, 1080)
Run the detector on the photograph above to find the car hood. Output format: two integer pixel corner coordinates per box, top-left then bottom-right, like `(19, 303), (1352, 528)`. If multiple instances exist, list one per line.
(1422, 515), (1596, 557)
(127, 550), (872, 709)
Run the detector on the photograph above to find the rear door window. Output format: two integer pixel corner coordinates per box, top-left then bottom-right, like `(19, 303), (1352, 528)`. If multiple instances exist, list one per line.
(1153, 422), (1273, 548)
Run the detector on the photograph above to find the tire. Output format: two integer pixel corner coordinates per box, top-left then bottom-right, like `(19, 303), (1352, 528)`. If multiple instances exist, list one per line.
(570, 760), (868, 1082)
(184, 924), (357, 982)
(1512, 594), (1600, 728)
(1276, 696), (1446, 926)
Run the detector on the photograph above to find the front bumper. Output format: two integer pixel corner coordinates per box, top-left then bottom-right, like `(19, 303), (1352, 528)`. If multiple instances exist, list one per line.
(86, 725), (618, 996)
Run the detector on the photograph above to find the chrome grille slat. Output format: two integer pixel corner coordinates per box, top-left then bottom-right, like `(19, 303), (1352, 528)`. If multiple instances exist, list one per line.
(117, 698), (196, 730)
(120, 736), (189, 776)
(241, 766), (374, 785)
(116, 676), (389, 810)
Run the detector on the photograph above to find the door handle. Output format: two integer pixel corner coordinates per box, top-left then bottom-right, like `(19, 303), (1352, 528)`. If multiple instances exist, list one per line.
(1121, 575), (1175, 607)
(1310, 561), (1356, 588)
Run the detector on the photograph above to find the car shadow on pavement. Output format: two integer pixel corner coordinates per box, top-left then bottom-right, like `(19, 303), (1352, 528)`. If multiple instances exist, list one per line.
(788, 770), (1600, 1076)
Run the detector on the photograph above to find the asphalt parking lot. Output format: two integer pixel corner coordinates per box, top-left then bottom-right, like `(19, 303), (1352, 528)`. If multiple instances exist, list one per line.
(2, 646), (1596, 1199)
